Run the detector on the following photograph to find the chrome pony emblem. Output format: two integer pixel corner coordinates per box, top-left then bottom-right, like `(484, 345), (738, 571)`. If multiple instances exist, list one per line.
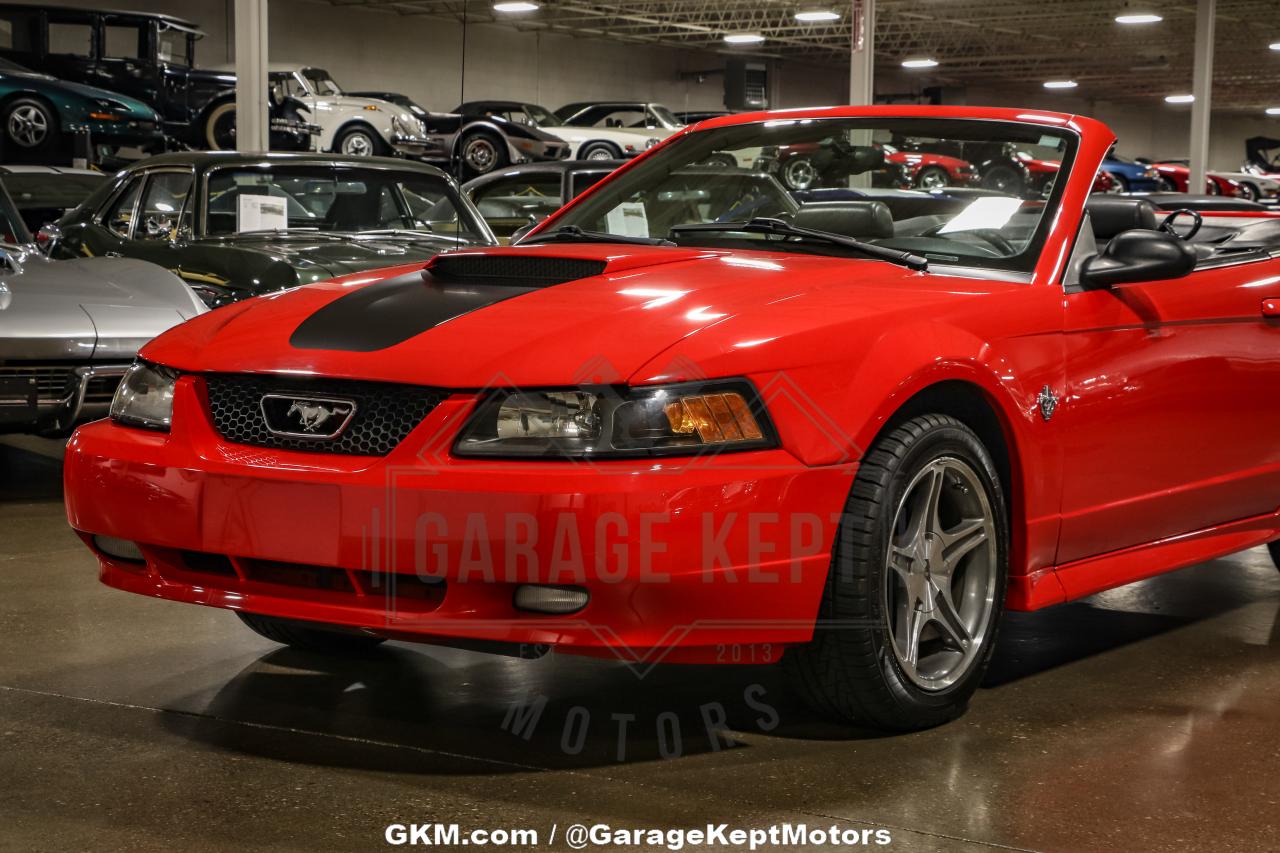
(260, 394), (357, 439)
(1037, 385), (1059, 422)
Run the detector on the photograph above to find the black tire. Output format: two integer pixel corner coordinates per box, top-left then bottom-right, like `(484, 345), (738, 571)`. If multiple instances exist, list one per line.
(334, 124), (388, 157)
(915, 165), (951, 190)
(781, 155), (818, 190)
(1111, 174), (1129, 193)
(459, 131), (509, 177)
(1239, 182), (1260, 202)
(578, 141), (621, 161)
(3, 96), (59, 152)
(1267, 541), (1280, 572)
(237, 612), (387, 654)
(785, 414), (1009, 731)
(980, 164), (1025, 196)
(1158, 176), (1178, 192)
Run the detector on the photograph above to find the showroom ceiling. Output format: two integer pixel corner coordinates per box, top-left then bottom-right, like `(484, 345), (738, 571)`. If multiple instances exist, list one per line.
(324, 0), (1280, 111)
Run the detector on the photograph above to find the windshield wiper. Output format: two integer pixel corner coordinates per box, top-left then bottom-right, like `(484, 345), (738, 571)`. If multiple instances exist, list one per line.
(519, 224), (675, 247)
(669, 217), (928, 271)
(353, 229), (468, 244)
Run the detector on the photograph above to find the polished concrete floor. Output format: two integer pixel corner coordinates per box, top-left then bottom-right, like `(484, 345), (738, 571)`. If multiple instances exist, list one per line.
(2, 436), (1278, 853)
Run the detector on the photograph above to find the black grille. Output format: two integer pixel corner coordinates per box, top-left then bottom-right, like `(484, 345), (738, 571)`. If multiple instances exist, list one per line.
(0, 366), (76, 401)
(429, 254), (606, 286)
(203, 374), (444, 456)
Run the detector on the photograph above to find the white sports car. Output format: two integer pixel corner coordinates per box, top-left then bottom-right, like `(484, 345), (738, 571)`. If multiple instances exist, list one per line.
(454, 100), (666, 161)
(269, 66), (431, 157)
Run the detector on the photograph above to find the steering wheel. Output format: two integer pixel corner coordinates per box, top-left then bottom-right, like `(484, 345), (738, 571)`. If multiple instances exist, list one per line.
(1159, 208), (1202, 241)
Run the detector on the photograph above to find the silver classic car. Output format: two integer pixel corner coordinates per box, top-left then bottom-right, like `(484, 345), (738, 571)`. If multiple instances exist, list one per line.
(0, 179), (205, 436)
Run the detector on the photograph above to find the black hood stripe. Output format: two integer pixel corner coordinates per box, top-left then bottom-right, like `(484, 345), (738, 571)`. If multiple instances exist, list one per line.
(288, 269), (537, 353)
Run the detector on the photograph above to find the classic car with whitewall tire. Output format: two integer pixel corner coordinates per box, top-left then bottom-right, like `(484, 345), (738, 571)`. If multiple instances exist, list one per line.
(0, 5), (316, 152)
(46, 152), (496, 308)
(269, 68), (429, 157)
(0, 58), (163, 161)
(0, 180), (204, 436)
(455, 100), (660, 162)
(350, 91), (570, 178)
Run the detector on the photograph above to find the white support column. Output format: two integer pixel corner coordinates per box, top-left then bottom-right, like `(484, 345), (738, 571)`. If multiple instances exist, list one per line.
(849, 0), (874, 106)
(1189, 0), (1215, 192)
(234, 0), (269, 152)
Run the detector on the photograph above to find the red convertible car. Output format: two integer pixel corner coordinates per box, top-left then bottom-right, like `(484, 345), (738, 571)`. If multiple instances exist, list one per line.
(1150, 161), (1242, 196)
(65, 106), (1280, 731)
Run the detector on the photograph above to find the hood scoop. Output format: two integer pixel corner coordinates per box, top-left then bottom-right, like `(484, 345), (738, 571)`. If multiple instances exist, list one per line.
(290, 254), (606, 353)
(427, 254), (607, 286)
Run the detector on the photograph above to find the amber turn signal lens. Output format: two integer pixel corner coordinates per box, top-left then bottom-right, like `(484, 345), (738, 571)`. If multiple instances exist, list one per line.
(664, 392), (764, 444)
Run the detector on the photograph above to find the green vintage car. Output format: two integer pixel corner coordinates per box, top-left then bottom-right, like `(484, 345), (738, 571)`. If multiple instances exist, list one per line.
(45, 152), (497, 307)
(0, 57), (163, 158)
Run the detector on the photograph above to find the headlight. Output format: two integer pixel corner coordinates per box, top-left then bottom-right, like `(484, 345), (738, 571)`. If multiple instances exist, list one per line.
(453, 380), (775, 458)
(645, 137), (661, 149)
(110, 361), (179, 431)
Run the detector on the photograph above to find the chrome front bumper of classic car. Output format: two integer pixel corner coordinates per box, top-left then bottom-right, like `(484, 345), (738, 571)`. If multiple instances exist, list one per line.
(390, 134), (432, 156)
(0, 363), (129, 435)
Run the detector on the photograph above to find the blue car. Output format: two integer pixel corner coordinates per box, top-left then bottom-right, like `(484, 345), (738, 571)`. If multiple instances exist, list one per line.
(1101, 147), (1163, 193)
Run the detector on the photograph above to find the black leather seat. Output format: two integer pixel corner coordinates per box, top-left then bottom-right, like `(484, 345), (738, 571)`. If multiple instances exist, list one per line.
(1085, 196), (1158, 241)
(793, 200), (894, 239)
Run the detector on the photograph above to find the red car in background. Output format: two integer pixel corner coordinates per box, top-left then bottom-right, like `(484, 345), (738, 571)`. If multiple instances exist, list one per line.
(1151, 161), (1242, 196)
(65, 106), (1280, 733)
(883, 145), (977, 189)
(760, 140), (977, 191)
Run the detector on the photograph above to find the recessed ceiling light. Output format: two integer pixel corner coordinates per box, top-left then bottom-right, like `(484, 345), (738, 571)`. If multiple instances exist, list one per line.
(1043, 80), (1078, 89)
(1271, 42), (1280, 51)
(1266, 107), (1280, 116)
(1164, 94), (1195, 103)
(724, 33), (766, 44)
(493, 1), (539, 12)
(1115, 13), (1163, 24)
(901, 58), (939, 69)
(795, 10), (841, 22)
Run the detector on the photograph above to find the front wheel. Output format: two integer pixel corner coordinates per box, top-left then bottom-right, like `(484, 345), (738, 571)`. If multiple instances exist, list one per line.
(4, 97), (58, 151)
(204, 101), (237, 150)
(459, 132), (509, 176)
(786, 414), (1008, 730)
(1239, 182), (1260, 202)
(578, 141), (620, 161)
(237, 612), (387, 654)
(335, 124), (388, 157)
(980, 165), (1024, 197)
(915, 165), (950, 190)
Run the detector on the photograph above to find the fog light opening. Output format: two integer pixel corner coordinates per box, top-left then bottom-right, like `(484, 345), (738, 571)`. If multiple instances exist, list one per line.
(93, 535), (145, 563)
(513, 584), (590, 614)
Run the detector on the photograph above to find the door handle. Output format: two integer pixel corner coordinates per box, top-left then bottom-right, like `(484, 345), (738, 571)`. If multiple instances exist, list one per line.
(1264, 298), (1280, 319)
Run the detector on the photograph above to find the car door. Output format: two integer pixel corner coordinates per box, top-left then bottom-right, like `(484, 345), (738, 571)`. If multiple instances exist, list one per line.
(1057, 250), (1280, 565)
(60, 171), (144, 258)
(121, 168), (195, 272)
(97, 16), (161, 110)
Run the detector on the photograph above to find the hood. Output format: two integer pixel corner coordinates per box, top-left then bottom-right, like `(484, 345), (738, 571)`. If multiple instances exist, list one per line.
(140, 244), (984, 388)
(192, 234), (465, 285)
(0, 256), (199, 361)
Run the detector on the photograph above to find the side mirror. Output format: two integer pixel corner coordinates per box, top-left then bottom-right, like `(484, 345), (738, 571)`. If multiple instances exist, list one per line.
(1080, 229), (1197, 290)
(510, 221), (539, 243)
(36, 223), (62, 256)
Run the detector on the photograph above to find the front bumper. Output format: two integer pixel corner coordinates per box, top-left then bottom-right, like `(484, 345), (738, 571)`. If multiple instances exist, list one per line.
(70, 118), (165, 149)
(389, 134), (431, 156)
(64, 377), (855, 663)
(511, 138), (571, 164)
(1, 363), (128, 435)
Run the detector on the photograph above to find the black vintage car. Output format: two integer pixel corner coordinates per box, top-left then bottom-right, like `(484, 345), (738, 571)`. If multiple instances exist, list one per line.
(0, 4), (316, 151)
(44, 152), (497, 308)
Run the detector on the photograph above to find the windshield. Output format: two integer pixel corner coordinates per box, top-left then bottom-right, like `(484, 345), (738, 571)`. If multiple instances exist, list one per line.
(0, 182), (32, 248)
(512, 104), (558, 128)
(156, 28), (191, 65)
(0, 58), (32, 73)
(302, 68), (343, 97)
(203, 165), (490, 242)
(650, 104), (681, 128)
(548, 117), (1077, 271)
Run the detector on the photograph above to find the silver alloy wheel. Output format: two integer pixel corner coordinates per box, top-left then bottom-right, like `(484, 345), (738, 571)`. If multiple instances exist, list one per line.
(884, 456), (997, 691)
(917, 167), (949, 190)
(7, 103), (49, 148)
(585, 146), (614, 160)
(463, 135), (498, 172)
(341, 130), (376, 157)
(782, 156), (817, 190)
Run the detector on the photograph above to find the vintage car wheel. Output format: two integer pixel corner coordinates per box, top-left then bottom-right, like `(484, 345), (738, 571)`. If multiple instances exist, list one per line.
(336, 125), (388, 157)
(4, 98), (58, 150)
(786, 414), (1008, 730)
(460, 132), (508, 175)
(1238, 182), (1260, 201)
(579, 141), (621, 161)
(204, 102), (238, 150)
(237, 612), (387, 654)
(915, 165), (951, 189)
(781, 156), (818, 190)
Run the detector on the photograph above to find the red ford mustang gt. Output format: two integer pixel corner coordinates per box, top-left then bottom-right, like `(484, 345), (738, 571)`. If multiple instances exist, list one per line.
(64, 106), (1280, 731)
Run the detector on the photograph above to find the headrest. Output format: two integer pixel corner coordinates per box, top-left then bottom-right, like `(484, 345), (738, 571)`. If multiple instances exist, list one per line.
(793, 201), (894, 239)
(1086, 196), (1158, 239)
